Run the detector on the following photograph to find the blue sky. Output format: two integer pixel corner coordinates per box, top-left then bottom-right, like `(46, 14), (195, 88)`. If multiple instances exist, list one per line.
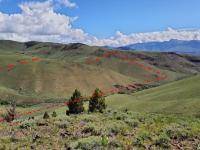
(69, 0), (200, 38)
(0, 0), (200, 46)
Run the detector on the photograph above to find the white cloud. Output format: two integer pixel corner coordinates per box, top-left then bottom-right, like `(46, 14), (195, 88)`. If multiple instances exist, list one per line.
(92, 28), (200, 46)
(56, 0), (77, 8)
(0, 0), (90, 43)
(0, 0), (200, 47)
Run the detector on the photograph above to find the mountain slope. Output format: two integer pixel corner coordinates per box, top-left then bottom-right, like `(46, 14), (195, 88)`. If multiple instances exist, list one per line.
(0, 40), (199, 105)
(0, 53), (135, 104)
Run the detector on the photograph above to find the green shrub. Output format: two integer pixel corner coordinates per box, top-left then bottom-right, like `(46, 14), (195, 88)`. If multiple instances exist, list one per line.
(109, 140), (122, 148)
(101, 135), (109, 147)
(68, 89), (84, 114)
(20, 123), (31, 129)
(165, 123), (191, 140)
(114, 112), (129, 121)
(52, 111), (57, 117)
(82, 123), (101, 136)
(105, 121), (128, 135)
(133, 131), (151, 147)
(133, 136), (145, 147)
(154, 133), (170, 148)
(124, 118), (139, 128)
(55, 121), (69, 129)
(89, 88), (106, 113)
(74, 136), (101, 150)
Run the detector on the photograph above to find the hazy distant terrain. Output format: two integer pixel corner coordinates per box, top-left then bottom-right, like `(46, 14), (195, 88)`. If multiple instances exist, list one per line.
(117, 39), (200, 55)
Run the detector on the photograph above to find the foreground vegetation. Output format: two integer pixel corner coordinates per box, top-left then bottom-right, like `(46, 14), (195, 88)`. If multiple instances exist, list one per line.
(0, 108), (200, 149)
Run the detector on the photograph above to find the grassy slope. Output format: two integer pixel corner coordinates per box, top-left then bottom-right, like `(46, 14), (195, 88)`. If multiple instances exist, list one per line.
(0, 53), (135, 104)
(0, 51), (184, 105)
(0, 40), (198, 104)
(107, 75), (200, 115)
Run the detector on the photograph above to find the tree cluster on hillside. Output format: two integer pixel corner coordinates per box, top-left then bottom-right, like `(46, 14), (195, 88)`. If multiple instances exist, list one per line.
(67, 88), (107, 115)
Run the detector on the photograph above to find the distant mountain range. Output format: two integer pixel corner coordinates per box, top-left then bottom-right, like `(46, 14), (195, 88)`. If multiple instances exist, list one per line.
(116, 39), (200, 55)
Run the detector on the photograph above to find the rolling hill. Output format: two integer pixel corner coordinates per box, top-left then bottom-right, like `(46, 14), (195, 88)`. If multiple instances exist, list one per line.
(107, 75), (200, 116)
(0, 40), (199, 105)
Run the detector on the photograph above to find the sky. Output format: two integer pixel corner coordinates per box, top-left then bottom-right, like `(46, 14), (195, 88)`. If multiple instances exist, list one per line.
(0, 0), (200, 46)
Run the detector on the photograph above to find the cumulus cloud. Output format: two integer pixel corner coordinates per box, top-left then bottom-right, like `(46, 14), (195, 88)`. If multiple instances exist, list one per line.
(93, 28), (200, 46)
(0, 0), (200, 47)
(56, 0), (77, 8)
(0, 0), (90, 43)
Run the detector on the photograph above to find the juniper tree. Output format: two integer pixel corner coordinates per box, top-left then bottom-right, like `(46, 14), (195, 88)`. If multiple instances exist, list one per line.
(89, 88), (106, 113)
(43, 112), (50, 119)
(67, 89), (84, 114)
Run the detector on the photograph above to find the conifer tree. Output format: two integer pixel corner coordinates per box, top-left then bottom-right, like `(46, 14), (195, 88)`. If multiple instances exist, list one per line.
(89, 88), (106, 113)
(67, 89), (84, 114)
(43, 112), (50, 119)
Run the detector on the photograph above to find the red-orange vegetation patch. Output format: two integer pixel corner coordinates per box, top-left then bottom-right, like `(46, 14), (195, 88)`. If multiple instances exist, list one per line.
(32, 57), (41, 62)
(7, 64), (16, 71)
(19, 59), (29, 65)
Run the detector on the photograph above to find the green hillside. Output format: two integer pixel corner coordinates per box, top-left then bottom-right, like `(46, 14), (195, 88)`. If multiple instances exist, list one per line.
(107, 75), (200, 116)
(0, 40), (199, 105)
(0, 53), (135, 104)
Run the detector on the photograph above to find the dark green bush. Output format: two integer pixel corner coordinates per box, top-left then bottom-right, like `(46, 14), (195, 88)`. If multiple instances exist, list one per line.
(43, 112), (50, 119)
(20, 123), (31, 129)
(52, 111), (57, 117)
